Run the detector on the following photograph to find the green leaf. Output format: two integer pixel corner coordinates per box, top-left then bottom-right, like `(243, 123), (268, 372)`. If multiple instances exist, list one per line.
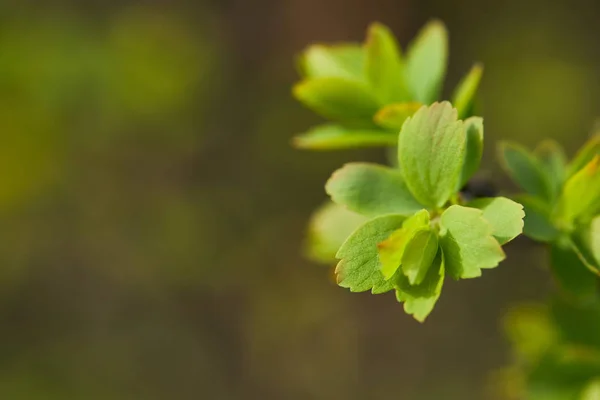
(377, 209), (430, 279)
(397, 102), (466, 208)
(581, 379), (600, 400)
(534, 140), (567, 201)
(395, 248), (444, 322)
(514, 195), (560, 242)
(364, 22), (410, 104)
(292, 124), (396, 150)
(293, 78), (380, 125)
(498, 141), (552, 201)
(458, 116), (484, 188)
(406, 20), (448, 103)
(305, 201), (368, 264)
(439, 205), (505, 279)
(549, 243), (599, 302)
(567, 134), (600, 179)
(325, 163), (423, 218)
(298, 44), (364, 80)
(569, 216), (600, 275)
(373, 102), (422, 131)
(467, 197), (524, 245)
(401, 229), (439, 285)
(452, 63), (483, 119)
(335, 214), (406, 293)
(557, 156), (600, 225)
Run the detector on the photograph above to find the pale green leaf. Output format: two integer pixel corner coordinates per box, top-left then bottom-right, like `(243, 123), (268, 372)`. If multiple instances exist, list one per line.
(406, 20), (448, 103)
(534, 140), (567, 201)
(452, 63), (483, 119)
(325, 163), (423, 218)
(293, 77), (380, 125)
(458, 116), (484, 188)
(305, 201), (368, 264)
(377, 209), (429, 279)
(566, 134), (600, 179)
(397, 102), (466, 208)
(373, 102), (422, 131)
(364, 22), (410, 103)
(395, 248), (444, 322)
(499, 141), (552, 201)
(467, 197), (524, 245)
(514, 195), (560, 243)
(299, 44), (364, 80)
(335, 214), (406, 293)
(401, 228), (439, 285)
(557, 156), (600, 224)
(292, 124), (396, 150)
(439, 205), (505, 279)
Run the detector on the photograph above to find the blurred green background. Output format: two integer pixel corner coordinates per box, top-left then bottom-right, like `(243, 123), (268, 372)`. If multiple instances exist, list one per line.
(0, 0), (598, 399)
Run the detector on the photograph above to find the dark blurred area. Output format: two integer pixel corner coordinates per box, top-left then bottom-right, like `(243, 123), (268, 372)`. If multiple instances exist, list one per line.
(0, 0), (599, 399)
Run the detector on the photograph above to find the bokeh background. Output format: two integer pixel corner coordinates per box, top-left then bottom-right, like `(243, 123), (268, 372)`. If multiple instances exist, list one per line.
(0, 0), (599, 399)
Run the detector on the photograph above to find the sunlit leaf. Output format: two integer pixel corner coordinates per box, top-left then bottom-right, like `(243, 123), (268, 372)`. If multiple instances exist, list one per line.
(557, 156), (600, 224)
(458, 116), (484, 188)
(452, 63), (483, 119)
(566, 134), (600, 179)
(292, 124), (396, 150)
(373, 102), (422, 131)
(299, 44), (364, 80)
(400, 228), (439, 285)
(467, 197), (524, 245)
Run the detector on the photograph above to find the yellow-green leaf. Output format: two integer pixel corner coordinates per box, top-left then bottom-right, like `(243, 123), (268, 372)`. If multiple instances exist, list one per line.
(452, 63), (483, 119)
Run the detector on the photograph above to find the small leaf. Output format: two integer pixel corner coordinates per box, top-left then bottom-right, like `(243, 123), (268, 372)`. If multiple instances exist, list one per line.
(406, 20), (448, 103)
(549, 243), (599, 302)
(534, 140), (567, 201)
(452, 63), (483, 119)
(325, 163), (423, 218)
(397, 102), (466, 208)
(467, 197), (524, 245)
(364, 22), (410, 103)
(335, 214), (406, 293)
(566, 134), (600, 179)
(458, 116), (484, 188)
(514, 195), (561, 242)
(498, 141), (552, 201)
(292, 124), (396, 150)
(395, 248), (444, 322)
(299, 44), (364, 80)
(401, 229), (439, 285)
(377, 209), (430, 279)
(439, 205), (505, 279)
(557, 156), (600, 224)
(305, 201), (368, 264)
(293, 78), (380, 125)
(373, 102), (423, 131)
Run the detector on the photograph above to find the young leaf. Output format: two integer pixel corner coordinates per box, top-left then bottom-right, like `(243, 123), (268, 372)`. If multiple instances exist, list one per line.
(299, 44), (364, 80)
(395, 248), (444, 322)
(305, 201), (368, 264)
(498, 141), (552, 201)
(373, 102), (422, 131)
(377, 209), (430, 279)
(534, 140), (567, 201)
(549, 243), (599, 302)
(458, 116), (484, 188)
(293, 78), (380, 125)
(439, 205), (505, 279)
(452, 63), (483, 119)
(397, 102), (466, 208)
(401, 228), (439, 285)
(514, 195), (561, 242)
(364, 23), (410, 103)
(406, 20), (448, 104)
(292, 124), (396, 150)
(566, 134), (600, 179)
(557, 156), (600, 224)
(467, 197), (524, 245)
(335, 214), (406, 293)
(325, 163), (423, 217)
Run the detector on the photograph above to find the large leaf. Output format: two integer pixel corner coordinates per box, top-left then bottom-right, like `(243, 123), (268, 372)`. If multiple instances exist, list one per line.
(534, 140), (567, 201)
(395, 248), (444, 322)
(405, 20), (448, 103)
(292, 124), (396, 150)
(335, 214), (405, 293)
(325, 163), (423, 218)
(451, 63), (483, 119)
(499, 141), (552, 201)
(566, 134), (600, 179)
(374, 102), (422, 131)
(439, 205), (505, 279)
(293, 77), (380, 125)
(458, 116), (484, 188)
(377, 209), (430, 279)
(514, 195), (560, 243)
(467, 197), (524, 245)
(549, 243), (599, 302)
(397, 102), (466, 208)
(557, 156), (600, 224)
(299, 44), (364, 80)
(305, 201), (368, 264)
(364, 23), (410, 104)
